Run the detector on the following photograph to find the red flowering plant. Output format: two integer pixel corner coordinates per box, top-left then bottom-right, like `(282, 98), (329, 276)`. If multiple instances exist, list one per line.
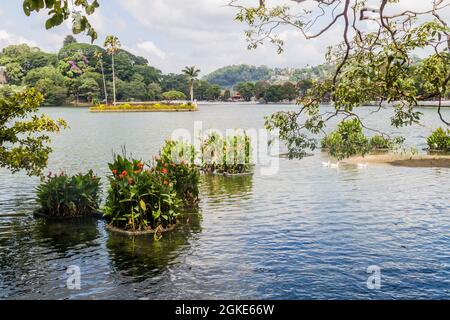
(103, 154), (180, 232)
(154, 140), (200, 206)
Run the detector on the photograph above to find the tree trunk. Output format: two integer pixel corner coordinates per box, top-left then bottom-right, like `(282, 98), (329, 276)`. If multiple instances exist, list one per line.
(100, 61), (108, 104)
(112, 54), (116, 106)
(190, 81), (194, 102)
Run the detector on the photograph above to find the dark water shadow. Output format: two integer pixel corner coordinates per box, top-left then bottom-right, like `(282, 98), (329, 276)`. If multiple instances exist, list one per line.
(106, 211), (202, 282)
(32, 217), (100, 253)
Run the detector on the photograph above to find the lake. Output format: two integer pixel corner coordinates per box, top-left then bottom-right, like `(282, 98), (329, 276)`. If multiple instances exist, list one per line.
(0, 104), (449, 299)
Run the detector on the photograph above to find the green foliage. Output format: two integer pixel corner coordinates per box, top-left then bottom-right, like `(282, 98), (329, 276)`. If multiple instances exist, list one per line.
(156, 140), (200, 206)
(147, 82), (162, 101)
(162, 90), (187, 101)
(201, 132), (252, 174)
(322, 119), (370, 160)
(369, 135), (391, 150)
(22, 0), (99, 42)
(5, 63), (24, 85)
(234, 82), (255, 101)
(36, 170), (101, 217)
(63, 35), (77, 48)
(427, 128), (450, 151)
(103, 155), (180, 231)
(0, 88), (67, 176)
(203, 64), (272, 88)
(234, 2), (450, 159)
(89, 103), (195, 111)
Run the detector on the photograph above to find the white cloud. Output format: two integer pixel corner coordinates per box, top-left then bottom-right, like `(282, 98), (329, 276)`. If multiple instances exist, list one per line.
(135, 41), (166, 60)
(0, 29), (37, 49)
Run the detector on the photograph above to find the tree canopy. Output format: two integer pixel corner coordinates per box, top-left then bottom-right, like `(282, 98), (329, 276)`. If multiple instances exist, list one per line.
(231, 0), (450, 159)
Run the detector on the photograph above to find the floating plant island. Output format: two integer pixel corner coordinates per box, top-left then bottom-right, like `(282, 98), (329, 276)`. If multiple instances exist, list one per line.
(89, 102), (198, 113)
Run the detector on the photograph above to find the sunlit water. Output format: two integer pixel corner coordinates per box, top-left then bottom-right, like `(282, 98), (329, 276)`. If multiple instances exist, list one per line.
(0, 104), (449, 299)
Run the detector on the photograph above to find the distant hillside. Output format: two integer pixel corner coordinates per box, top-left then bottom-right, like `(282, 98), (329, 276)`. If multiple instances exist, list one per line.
(203, 64), (335, 88)
(203, 65), (272, 88)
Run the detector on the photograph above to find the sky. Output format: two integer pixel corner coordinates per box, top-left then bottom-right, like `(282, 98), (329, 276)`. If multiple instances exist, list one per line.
(0, 0), (447, 75)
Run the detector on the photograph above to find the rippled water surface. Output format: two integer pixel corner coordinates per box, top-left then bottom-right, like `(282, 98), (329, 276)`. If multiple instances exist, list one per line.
(0, 104), (449, 299)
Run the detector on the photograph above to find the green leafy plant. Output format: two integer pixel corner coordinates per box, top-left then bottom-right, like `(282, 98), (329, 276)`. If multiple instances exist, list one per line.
(201, 132), (252, 174)
(322, 119), (370, 160)
(36, 170), (101, 217)
(369, 135), (392, 150)
(427, 128), (450, 151)
(155, 140), (200, 206)
(103, 154), (180, 232)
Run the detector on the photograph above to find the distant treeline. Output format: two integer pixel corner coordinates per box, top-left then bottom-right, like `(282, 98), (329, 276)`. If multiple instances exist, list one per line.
(0, 37), (226, 105)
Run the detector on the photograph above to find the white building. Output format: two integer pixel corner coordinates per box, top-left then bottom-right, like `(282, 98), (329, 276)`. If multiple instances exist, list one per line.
(0, 66), (7, 84)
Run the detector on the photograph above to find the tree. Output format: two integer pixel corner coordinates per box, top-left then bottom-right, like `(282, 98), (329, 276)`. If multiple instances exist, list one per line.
(104, 35), (121, 106)
(161, 73), (189, 95)
(162, 90), (187, 101)
(0, 0), (97, 176)
(78, 77), (100, 103)
(0, 88), (67, 176)
(94, 50), (108, 104)
(222, 89), (231, 101)
(63, 35), (77, 48)
(182, 66), (200, 102)
(282, 82), (298, 101)
(147, 82), (162, 101)
(231, 0), (450, 159)
(205, 85), (222, 101)
(265, 84), (284, 102)
(234, 82), (255, 101)
(5, 63), (24, 85)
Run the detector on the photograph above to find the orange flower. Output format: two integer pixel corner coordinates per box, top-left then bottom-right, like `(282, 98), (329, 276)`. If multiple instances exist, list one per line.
(163, 180), (169, 185)
(121, 170), (127, 176)
(162, 168), (168, 174)
(112, 169), (117, 175)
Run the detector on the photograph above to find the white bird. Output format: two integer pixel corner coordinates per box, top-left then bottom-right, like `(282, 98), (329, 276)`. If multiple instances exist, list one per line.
(330, 162), (340, 168)
(357, 163), (368, 169)
(322, 161), (331, 167)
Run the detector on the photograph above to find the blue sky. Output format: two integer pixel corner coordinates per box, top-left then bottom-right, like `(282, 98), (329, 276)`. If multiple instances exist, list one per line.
(0, 0), (442, 75)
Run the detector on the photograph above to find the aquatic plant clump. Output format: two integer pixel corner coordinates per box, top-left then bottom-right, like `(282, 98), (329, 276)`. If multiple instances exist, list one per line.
(321, 119), (405, 159)
(427, 127), (450, 152)
(36, 170), (101, 218)
(200, 132), (252, 175)
(103, 155), (180, 232)
(155, 140), (201, 206)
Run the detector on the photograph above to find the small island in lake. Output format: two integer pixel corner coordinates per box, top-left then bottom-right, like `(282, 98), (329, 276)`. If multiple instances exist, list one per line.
(89, 102), (198, 112)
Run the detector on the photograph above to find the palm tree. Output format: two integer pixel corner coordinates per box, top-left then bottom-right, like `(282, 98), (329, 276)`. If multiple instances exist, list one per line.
(104, 35), (121, 106)
(94, 50), (108, 105)
(182, 66), (200, 103)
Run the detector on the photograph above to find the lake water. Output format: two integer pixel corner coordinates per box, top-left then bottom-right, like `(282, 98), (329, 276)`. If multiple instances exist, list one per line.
(0, 104), (449, 299)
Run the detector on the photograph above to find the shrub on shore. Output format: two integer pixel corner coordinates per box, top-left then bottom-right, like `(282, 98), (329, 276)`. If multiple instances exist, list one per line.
(103, 155), (180, 232)
(36, 171), (101, 217)
(427, 127), (450, 151)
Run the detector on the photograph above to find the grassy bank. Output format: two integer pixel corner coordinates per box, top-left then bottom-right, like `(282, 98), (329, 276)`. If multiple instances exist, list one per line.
(89, 103), (198, 112)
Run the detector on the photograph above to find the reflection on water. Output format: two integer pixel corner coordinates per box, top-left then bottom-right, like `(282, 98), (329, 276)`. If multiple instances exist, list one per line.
(201, 174), (253, 200)
(33, 218), (100, 253)
(107, 212), (202, 282)
(0, 105), (449, 299)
